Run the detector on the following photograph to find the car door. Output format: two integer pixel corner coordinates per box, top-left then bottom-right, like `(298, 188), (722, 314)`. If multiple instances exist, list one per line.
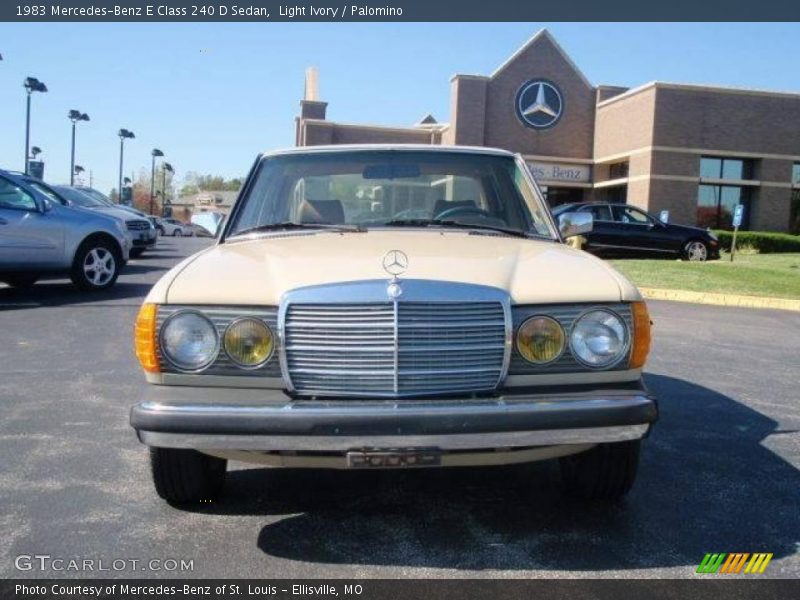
(578, 204), (617, 251)
(610, 205), (674, 257)
(0, 175), (64, 268)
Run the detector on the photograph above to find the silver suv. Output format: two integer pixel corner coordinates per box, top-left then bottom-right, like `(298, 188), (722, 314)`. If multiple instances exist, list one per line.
(0, 169), (131, 291)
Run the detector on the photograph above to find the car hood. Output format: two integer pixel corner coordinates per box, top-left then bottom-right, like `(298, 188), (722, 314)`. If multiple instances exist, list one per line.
(150, 230), (640, 306)
(89, 206), (143, 222)
(666, 222), (713, 237)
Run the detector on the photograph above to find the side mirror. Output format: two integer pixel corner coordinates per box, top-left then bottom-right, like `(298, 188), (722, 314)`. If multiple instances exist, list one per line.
(39, 199), (52, 213)
(558, 211), (593, 238)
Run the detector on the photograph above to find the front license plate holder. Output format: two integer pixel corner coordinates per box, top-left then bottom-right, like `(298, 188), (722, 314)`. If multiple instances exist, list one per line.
(346, 448), (442, 469)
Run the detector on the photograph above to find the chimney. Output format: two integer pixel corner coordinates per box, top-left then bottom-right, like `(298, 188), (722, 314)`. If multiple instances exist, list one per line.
(304, 67), (319, 101)
(299, 66), (327, 120)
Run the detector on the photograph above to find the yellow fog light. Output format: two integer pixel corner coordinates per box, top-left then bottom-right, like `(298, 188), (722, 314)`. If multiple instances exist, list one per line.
(223, 318), (274, 368)
(516, 316), (566, 364)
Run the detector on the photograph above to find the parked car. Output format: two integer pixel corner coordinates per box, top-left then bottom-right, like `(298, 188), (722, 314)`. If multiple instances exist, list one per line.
(552, 202), (720, 261)
(160, 218), (192, 237)
(0, 169), (130, 290)
(191, 211), (225, 237)
(75, 186), (149, 219)
(149, 216), (165, 235)
(131, 145), (656, 505)
(51, 186), (156, 258)
(187, 223), (215, 237)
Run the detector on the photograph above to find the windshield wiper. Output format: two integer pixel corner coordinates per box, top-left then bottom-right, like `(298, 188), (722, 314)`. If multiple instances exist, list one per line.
(383, 218), (540, 239)
(229, 222), (363, 238)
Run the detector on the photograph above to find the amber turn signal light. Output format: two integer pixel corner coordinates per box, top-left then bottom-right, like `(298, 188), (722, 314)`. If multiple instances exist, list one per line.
(629, 301), (652, 369)
(135, 303), (160, 373)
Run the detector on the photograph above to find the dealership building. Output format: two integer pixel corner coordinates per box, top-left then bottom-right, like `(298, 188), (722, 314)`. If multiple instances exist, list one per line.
(295, 29), (800, 233)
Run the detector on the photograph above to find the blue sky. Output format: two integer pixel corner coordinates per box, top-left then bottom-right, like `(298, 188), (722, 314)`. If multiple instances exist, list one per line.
(1, 22), (799, 194)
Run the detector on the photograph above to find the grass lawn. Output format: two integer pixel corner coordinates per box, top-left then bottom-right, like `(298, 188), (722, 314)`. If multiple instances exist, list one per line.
(609, 253), (800, 299)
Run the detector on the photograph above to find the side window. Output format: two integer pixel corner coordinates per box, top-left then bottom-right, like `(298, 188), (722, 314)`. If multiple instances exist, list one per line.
(584, 204), (612, 221)
(0, 177), (38, 211)
(612, 205), (651, 224)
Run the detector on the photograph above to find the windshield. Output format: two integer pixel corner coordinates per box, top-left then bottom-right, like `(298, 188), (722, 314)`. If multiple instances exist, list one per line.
(53, 186), (107, 207)
(226, 151), (555, 239)
(77, 187), (113, 205)
(26, 181), (68, 206)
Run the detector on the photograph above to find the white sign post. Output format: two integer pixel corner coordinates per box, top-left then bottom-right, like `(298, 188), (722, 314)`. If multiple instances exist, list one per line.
(730, 204), (745, 262)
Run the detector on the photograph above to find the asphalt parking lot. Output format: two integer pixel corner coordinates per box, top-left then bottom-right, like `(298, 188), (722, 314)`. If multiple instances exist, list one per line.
(1, 237), (799, 579)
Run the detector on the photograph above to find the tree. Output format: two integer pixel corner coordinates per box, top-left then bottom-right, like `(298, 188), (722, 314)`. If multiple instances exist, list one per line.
(179, 171), (242, 195)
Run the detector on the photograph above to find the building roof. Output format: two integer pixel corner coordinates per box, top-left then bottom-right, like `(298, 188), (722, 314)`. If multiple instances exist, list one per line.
(489, 28), (594, 90)
(597, 80), (800, 108)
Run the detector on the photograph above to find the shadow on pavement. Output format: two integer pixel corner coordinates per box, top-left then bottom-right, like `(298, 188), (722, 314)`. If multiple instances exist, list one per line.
(186, 374), (799, 571)
(0, 280), (154, 308)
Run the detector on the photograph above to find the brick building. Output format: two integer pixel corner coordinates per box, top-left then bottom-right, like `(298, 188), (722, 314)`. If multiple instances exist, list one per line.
(296, 29), (800, 233)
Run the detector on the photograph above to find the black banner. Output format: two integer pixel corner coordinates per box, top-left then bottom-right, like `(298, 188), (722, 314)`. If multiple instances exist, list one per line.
(2, 0), (800, 22)
(2, 580), (800, 600)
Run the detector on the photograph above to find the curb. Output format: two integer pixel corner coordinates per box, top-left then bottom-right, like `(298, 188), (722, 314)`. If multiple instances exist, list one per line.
(639, 287), (800, 312)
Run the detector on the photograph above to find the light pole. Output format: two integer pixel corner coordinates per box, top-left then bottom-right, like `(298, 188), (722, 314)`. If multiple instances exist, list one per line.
(68, 110), (90, 185)
(161, 162), (173, 215)
(23, 77), (47, 174)
(117, 129), (135, 203)
(150, 148), (164, 215)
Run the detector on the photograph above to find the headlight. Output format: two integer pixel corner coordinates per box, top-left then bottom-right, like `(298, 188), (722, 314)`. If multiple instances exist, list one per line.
(516, 316), (565, 364)
(160, 310), (219, 371)
(223, 317), (274, 367)
(570, 309), (629, 368)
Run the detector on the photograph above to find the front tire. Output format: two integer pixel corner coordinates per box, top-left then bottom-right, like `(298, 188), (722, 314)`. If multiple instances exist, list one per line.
(173, 229), (182, 237)
(70, 238), (121, 291)
(150, 448), (227, 505)
(683, 240), (709, 262)
(560, 440), (640, 500)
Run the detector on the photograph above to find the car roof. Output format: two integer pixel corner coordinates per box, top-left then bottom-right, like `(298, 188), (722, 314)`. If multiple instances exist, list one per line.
(260, 144), (516, 159)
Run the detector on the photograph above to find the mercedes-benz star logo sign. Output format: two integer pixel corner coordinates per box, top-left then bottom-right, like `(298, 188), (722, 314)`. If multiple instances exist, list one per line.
(515, 79), (563, 130)
(382, 250), (408, 277)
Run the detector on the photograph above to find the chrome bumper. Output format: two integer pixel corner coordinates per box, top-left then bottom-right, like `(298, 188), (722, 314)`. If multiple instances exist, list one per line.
(131, 383), (657, 452)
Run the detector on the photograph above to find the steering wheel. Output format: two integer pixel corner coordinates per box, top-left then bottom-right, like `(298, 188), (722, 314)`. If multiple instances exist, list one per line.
(434, 205), (492, 221)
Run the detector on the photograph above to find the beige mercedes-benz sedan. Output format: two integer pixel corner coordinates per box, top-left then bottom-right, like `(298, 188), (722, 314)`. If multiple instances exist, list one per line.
(131, 145), (655, 505)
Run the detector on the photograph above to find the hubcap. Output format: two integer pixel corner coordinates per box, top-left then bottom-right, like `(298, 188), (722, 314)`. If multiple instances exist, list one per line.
(83, 247), (115, 286)
(687, 241), (707, 261)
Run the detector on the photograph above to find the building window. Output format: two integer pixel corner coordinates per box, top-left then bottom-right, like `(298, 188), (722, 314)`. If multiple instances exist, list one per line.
(608, 161), (629, 180)
(542, 187), (584, 208)
(791, 164), (800, 234)
(700, 156), (754, 181)
(697, 184), (751, 230)
(598, 185), (627, 204)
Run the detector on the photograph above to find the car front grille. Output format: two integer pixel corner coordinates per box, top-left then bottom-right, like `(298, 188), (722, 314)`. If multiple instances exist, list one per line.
(284, 292), (509, 397)
(126, 219), (150, 231)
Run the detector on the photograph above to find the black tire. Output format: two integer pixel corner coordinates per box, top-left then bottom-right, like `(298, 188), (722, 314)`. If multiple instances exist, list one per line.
(129, 247), (145, 259)
(2, 274), (38, 290)
(150, 448), (227, 505)
(683, 239), (709, 262)
(70, 237), (122, 291)
(173, 229), (182, 237)
(560, 440), (641, 500)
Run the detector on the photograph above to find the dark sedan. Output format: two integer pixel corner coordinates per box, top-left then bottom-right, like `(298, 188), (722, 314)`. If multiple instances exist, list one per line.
(553, 202), (720, 261)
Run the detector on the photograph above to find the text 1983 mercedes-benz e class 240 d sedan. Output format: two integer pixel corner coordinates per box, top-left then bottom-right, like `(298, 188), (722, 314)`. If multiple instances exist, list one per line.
(131, 145), (656, 505)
